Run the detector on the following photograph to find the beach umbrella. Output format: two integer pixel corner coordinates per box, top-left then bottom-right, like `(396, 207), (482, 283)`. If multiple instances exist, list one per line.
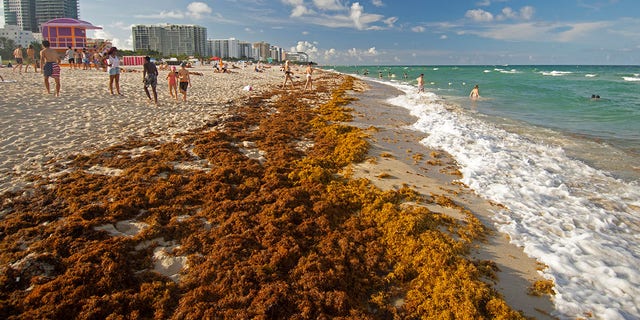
(210, 56), (220, 61)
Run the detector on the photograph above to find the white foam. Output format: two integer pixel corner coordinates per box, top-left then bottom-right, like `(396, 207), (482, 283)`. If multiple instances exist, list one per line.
(385, 83), (640, 319)
(585, 74), (597, 78)
(622, 77), (640, 82)
(541, 71), (573, 76)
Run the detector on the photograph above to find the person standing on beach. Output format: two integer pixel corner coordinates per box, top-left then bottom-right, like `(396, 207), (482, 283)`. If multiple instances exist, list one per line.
(282, 60), (295, 89)
(167, 66), (178, 100)
(178, 62), (191, 102)
(142, 56), (159, 105)
(469, 84), (480, 100)
(107, 47), (122, 95)
(25, 44), (38, 73)
(40, 40), (61, 96)
(65, 47), (74, 69)
(12, 45), (24, 74)
(303, 62), (314, 91)
(417, 74), (425, 93)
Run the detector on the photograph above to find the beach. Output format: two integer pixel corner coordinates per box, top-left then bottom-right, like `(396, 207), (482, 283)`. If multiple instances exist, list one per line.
(0, 64), (282, 195)
(0, 64), (564, 319)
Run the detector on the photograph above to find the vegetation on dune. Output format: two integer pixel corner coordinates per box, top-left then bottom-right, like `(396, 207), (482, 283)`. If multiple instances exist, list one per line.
(0, 74), (527, 319)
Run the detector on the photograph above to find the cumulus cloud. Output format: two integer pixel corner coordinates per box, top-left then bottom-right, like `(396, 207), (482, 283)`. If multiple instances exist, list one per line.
(372, 0), (384, 7)
(412, 26), (426, 32)
(291, 41), (319, 57)
(186, 2), (212, 19)
(135, 10), (185, 19)
(465, 9), (494, 22)
(367, 47), (378, 55)
(350, 2), (365, 29)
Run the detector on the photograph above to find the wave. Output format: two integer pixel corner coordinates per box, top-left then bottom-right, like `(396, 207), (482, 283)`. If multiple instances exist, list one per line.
(382, 81), (640, 319)
(541, 71), (573, 76)
(494, 68), (519, 74)
(585, 74), (597, 78)
(623, 76), (640, 82)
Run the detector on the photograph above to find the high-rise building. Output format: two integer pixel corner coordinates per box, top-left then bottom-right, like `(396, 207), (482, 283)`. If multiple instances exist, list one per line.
(3, 0), (79, 33)
(132, 24), (207, 57)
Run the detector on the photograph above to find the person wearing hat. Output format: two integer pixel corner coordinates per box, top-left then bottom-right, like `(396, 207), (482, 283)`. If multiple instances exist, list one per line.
(107, 47), (122, 95)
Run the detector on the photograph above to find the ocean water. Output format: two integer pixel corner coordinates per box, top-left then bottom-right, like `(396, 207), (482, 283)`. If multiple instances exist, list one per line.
(326, 65), (640, 319)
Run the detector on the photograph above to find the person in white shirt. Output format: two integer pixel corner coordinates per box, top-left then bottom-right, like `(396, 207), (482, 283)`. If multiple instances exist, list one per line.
(107, 47), (122, 95)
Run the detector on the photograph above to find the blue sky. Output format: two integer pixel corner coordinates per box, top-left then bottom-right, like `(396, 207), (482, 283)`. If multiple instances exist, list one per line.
(3, 0), (640, 65)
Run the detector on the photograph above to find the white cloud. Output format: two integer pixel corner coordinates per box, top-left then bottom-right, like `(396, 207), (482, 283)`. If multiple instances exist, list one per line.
(440, 34), (448, 39)
(135, 10), (185, 19)
(313, 0), (344, 10)
(412, 26), (426, 33)
(465, 9), (494, 22)
(186, 2), (212, 19)
(350, 2), (365, 29)
(465, 21), (611, 43)
(281, 0), (388, 30)
(302, 31), (309, 35)
(282, 0), (313, 17)
(384, 17), (398, 28)
(520, 6), (535, 20)
(367, 47), (378, 55)
(291, 41), (319, 58)
(372, 0), (384, 7)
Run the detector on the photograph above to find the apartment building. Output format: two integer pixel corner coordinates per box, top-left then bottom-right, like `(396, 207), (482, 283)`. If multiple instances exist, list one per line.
(132, 24), (207, 57)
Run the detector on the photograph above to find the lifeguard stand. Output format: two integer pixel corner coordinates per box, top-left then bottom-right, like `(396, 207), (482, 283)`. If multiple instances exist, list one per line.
(40, 18), (102, 51)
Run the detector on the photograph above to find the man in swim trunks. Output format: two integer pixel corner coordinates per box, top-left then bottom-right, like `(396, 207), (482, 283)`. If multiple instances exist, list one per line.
(178, 62), (191, 102)
(40, 40), (61, 96)
(13, 45), (24, 73)
(142, 56), (159, 105)
(25, 44), (37, 73)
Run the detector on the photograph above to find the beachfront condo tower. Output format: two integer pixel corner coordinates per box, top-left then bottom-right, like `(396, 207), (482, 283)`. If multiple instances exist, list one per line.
(3, 0), (79, 33)
(132, 24), (208, 57)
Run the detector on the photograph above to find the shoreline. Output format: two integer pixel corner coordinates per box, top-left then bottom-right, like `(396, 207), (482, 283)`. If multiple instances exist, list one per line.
(1, 67), (555, 318)
(348, 80), (555, 319)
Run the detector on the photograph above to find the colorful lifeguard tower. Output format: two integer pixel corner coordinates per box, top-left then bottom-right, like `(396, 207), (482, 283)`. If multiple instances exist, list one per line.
(40, 18), (102, 50)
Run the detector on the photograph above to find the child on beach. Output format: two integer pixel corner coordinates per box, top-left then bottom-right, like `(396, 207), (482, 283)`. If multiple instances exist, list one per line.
(142, 56), (158, 105)
(178, 63), (191, 102)
(167, 66), (178, 100)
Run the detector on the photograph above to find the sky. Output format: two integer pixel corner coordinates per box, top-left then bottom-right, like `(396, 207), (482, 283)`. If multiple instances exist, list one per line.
(2, 0), (640, 65)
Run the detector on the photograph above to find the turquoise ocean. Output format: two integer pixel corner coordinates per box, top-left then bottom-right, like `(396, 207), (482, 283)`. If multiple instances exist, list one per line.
(324, 65), (640, 319)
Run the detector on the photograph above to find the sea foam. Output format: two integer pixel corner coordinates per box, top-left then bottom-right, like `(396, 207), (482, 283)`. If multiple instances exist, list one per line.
(385, 82), (640, 319)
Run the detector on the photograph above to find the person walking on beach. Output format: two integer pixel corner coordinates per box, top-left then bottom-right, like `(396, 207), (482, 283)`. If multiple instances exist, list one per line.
(40, 40), (61, 96)
(25, 44), (38, 73)
(282, 60), (295, 89)
(417, 74), (425, 93)
(167, 66), (178, 100)
(303, 62), (314, 91)
(469, 84), (480, 100)
(142, 56), (159, 105)
(107, 47), (122, 95)
(178, 62), (191, 102)
(12, 45), (24, 74)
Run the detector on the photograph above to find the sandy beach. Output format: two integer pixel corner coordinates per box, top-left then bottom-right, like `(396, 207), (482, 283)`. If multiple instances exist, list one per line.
(0, 64), (283, 194)
(0, 65), (556, 318)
